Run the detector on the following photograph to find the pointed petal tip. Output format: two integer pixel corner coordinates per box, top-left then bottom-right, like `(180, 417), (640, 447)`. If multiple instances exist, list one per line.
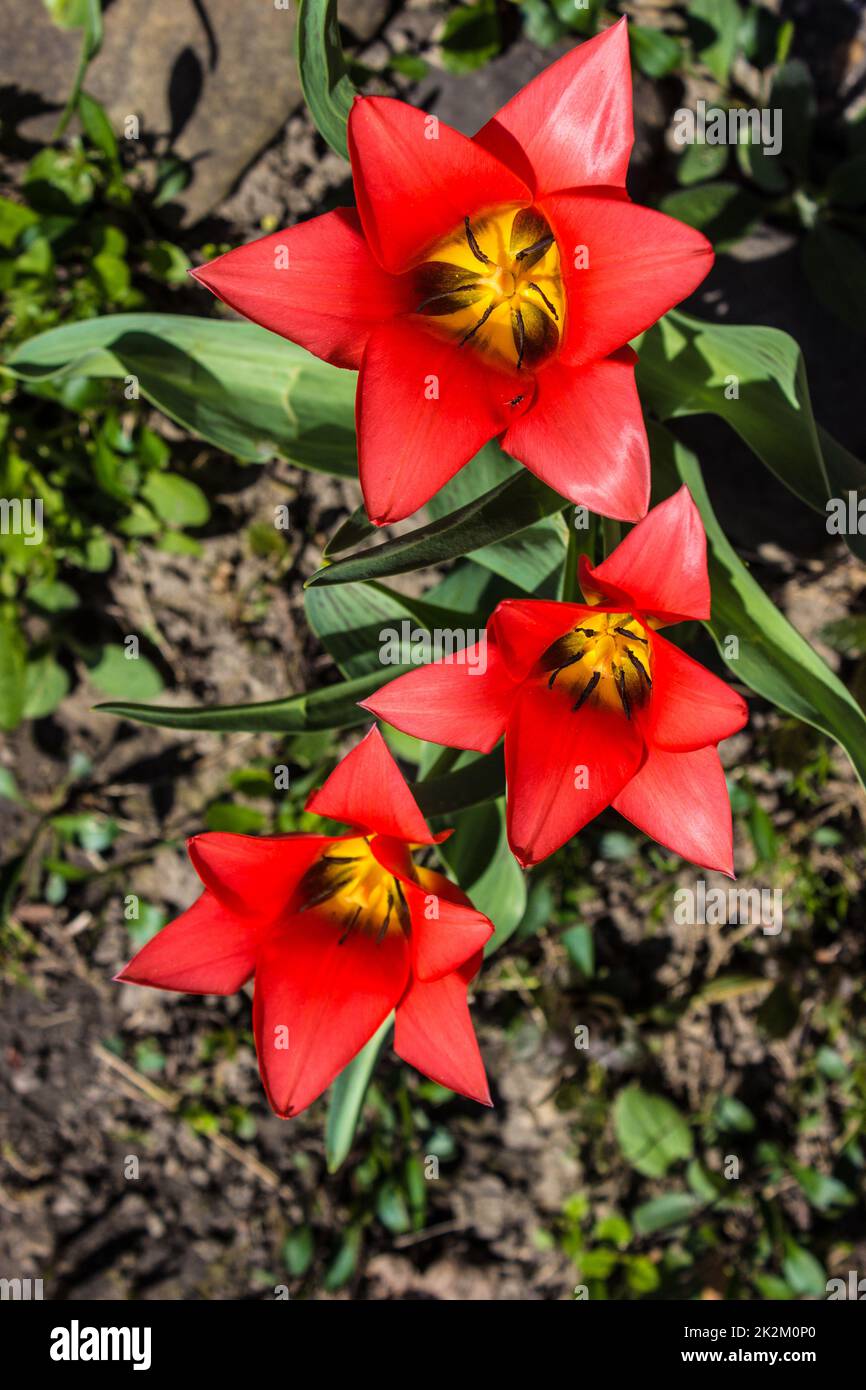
(472, 1085), (494, 1108)
(188, 263), (213, 289)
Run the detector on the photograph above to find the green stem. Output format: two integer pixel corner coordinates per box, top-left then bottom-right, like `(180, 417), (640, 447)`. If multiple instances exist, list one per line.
(559, 506), (581, 602)
(421, 743), (462, 781)
(52, 40), (90, 141)
(602, 516), (622, 558)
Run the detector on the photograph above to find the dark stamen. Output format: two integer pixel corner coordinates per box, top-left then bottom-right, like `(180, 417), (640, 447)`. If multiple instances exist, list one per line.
(615, 625), (647, 645)
(338, 904), (362, 945)
(573, 626), (599, 638)
(515, 234), (554, 263)
(626, 649), (651, 686)
(614, 666), (632, 720)
(298, 869), (356, 910)
(572, 669), (601, 712)
(464, 216), (493, 267)
(459, 300), (498, 346)
(513, 308), (526, 370)
(527, 282), (558, 319)
(394, 876), (408, 911)
(377, 891), (394, 943)
(415, 284), (480, 313)
(548, 650), (585, 688)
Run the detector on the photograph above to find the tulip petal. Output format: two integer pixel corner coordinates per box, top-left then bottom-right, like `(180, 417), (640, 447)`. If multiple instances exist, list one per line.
(348, 96), (530, 274)
(505, 678), (644, 866)
(580, 486), (710, 625)
(394, 954), (491, 1105)
(357, 318), (531, 525)
(190, 210), (412, 371)
(541, 191), (714, 368)
(491, 599), (597, 679)
(116, 889), (256, 995)
(402, 868), (494, 982)
(613, 743), (735, 876)
(189, 832), (343, 919)
(361, 634), (516, 754)
(306, 725), (436, 844)
(253, 914), (409, 1118)
(474, 17), (633, 198)
(648, 632), (748, 752)
(502, 348), (650, 522)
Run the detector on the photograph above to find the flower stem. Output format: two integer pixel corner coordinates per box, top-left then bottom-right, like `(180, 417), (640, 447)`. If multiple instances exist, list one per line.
(602, 516), (622, 557)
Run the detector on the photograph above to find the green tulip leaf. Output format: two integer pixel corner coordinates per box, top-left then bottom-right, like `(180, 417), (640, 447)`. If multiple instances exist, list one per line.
(296, 0), (358, 160)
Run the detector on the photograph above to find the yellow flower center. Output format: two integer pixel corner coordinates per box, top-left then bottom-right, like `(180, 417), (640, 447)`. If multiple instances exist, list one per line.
(295, 837), (414, 943)
(539, 612), (653, 719)
(412, 205), (564, 370)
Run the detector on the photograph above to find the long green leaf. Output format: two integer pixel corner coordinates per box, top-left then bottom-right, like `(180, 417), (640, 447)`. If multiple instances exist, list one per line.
(296, 0), (358, 160)
(326, 1016), (392, 1172)
(424, 442), (567, 593)
(638, 309), (866, 561)
(651, 423), (866, 790)
(6, 315), (357, 475)
(305, 579), (486, 680)
(412, 747), (505, 818)
(439, 798), (526, 943)
(307, 469), (564, 586)
(94, 668), (404, 734)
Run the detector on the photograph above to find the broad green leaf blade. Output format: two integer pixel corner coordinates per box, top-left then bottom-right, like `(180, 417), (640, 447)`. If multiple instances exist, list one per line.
(659, 181), (761, 249)
(471, 515), (567, 594)
(637, 309), (833, 515)
(23, 654), (70, 720)
(326, 1016), (392, 1172)
(688, 0), (741, 85)
(95, 667), (403, 734)
(818, 425), (866, 535)
(650, 422), (866, 790)
(296, 0), (358, 160)
(85, 646), (164, 700)
(614, 1085), (693, 1178)
(305, 579), (485, 680)
(632, 1192), (703, 1236)
(424, 440), (519, 515)
(412, 747), (505, 818)
(424, 441), (567, 592)
(629, 24), (682, 78)
(439, 798), (526, 947)
(439, 0), (501, 75)
(6, 315), (357, 475)
(141, 472), (210, 528)
(307, 470), (564, 586)
(323, 504), (376, 558)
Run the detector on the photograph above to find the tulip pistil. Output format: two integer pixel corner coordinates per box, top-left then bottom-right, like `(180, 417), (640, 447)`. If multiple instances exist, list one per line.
(296, 838), (413, 944)
(412, 205), (563, 370)
(541, 612), (653, 720)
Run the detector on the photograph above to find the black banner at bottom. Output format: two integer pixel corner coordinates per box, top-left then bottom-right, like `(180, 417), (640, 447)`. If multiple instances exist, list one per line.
(1, 1295), (861, 1375)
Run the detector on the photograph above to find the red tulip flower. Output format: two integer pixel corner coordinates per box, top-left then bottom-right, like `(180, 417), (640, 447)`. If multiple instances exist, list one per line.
(116, 729), (493, 1116)
(362, 489), (748, 873)
(191, 19), (712, 526)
